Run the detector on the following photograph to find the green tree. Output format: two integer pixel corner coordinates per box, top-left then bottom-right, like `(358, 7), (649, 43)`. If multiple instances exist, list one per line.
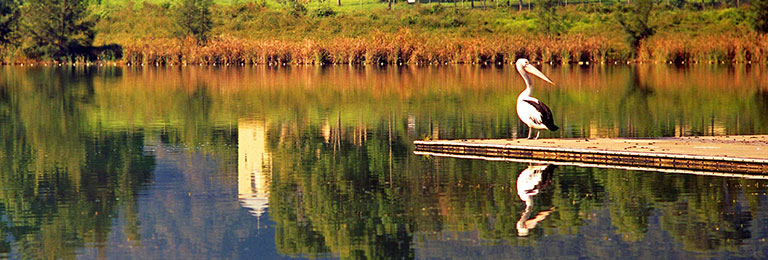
(536, 0), (561, 35)
(751, 0), (768, 33)
(21, 0), (95, 61)
(0, 0), (20, 46)
(175, 0), (214, 44)
(616, 0), (656, 58)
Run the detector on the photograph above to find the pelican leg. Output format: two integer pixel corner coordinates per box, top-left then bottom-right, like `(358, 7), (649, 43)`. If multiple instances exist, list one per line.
(534, 130), (540, 140)
(527, 127), (533, 139)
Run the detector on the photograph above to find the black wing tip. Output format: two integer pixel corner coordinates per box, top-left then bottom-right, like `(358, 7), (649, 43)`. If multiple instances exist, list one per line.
(547, 124), (560, 131)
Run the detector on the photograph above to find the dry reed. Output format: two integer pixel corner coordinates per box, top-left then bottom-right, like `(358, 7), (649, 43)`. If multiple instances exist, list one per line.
(121, 31), (767, 66)
(640, 33), (768, 64)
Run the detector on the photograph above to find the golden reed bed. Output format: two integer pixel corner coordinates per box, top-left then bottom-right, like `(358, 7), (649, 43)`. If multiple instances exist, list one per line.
(122, 32), (768, 66)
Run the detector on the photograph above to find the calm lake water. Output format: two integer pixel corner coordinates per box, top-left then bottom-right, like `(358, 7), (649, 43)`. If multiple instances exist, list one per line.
(1, 64), (768, 259)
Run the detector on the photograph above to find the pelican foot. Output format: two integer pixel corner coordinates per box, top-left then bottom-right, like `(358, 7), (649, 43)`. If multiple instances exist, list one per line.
(534, 131), (541, 140)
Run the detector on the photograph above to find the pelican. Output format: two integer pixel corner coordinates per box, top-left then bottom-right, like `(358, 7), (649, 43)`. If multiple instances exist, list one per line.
(515, 58), (559, 139)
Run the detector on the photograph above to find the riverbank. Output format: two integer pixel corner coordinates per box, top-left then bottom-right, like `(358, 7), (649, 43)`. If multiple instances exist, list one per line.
(2, 2), (767, 65)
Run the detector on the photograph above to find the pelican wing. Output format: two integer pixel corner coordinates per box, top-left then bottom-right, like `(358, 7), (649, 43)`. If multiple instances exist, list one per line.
(523, 99), (559, 131)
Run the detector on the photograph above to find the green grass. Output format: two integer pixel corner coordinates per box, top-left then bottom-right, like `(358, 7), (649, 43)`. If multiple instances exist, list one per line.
(93, 2), (630, 45)
(92, 0), (754, 44)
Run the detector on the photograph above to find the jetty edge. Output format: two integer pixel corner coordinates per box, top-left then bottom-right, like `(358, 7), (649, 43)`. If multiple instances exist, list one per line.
(413, 136), (768, 175)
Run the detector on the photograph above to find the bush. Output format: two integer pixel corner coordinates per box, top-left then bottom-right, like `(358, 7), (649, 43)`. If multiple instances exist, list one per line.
(282, 0), (307, 17)
(313, 5), (336, 17)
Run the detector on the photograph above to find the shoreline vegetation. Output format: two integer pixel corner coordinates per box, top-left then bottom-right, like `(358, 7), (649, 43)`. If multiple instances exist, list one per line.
(120, 32), (768, 66)
(1, 0), (768, 65)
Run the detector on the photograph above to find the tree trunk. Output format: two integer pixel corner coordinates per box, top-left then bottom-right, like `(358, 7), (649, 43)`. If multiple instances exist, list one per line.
(518, 0), (522, 10)
(338, 0), (341, 6)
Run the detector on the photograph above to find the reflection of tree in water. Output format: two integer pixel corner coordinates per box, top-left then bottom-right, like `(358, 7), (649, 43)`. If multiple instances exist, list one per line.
(545, 166), (605, 236)
(659, 178), (753, 252)
(618, 67), (658, 137)
(0, 68), (155, 258)
(268, 120), (414, 259)
(264, 124), (762, 256)
(3, 66), (765, 258)
(603, 171), (654, 242)
(755, 90), (768, 127)
(597, 170), (757, 251)
(265, 118), (611, 256)
(266, 116), (768, 257)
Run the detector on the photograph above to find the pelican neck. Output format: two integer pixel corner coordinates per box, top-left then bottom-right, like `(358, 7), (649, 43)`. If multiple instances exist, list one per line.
(519, 69), (533, 98)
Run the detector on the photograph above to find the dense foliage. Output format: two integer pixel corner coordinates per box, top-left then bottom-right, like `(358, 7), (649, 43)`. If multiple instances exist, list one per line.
(751, 0), (768, 33)
(0, 0), (20, 45)
(20, 0), (95, 61)
(535, 0), (561, 35)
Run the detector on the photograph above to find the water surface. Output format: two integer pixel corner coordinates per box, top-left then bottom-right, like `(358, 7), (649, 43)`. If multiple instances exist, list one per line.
(1, 65), (767, 259)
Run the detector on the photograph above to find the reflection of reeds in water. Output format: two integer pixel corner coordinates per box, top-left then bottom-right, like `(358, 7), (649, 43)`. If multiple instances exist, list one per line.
(97, 63), (767, 98)
(74, 63), (768, 139)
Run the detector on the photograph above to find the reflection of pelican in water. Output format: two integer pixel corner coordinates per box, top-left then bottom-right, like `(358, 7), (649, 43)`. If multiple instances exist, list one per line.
(516, 164), (556, 236)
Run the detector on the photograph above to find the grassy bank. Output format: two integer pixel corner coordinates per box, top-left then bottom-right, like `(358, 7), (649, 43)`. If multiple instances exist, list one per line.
(4, 1), (768, 64)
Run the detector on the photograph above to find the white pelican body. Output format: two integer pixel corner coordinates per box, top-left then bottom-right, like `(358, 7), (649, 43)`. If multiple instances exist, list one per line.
(515, 59), (559, 139)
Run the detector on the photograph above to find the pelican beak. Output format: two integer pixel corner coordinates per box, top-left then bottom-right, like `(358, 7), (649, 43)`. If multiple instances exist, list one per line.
(524, 64), (555, 85)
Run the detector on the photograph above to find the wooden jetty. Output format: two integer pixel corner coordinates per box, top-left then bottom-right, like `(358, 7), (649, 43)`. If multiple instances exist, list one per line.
(413, 135), (768, 176)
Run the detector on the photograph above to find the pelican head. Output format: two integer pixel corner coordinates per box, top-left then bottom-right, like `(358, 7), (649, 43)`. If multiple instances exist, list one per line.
(515, 59), (555, 85)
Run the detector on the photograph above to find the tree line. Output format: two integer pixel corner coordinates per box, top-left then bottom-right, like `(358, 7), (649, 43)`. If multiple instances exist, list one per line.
(0, 0), (215, 62)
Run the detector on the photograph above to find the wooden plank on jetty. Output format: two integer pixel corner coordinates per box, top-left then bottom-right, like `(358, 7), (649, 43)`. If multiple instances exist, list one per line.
(413, 135), (768, 175)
